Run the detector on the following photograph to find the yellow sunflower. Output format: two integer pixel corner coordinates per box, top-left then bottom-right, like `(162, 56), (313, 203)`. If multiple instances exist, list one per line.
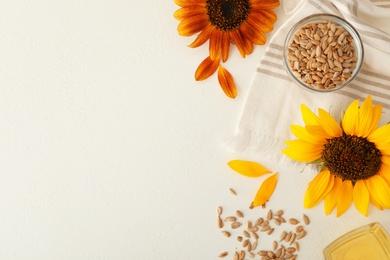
(283, 96), (390, 217)
(174, 0), (280, 98)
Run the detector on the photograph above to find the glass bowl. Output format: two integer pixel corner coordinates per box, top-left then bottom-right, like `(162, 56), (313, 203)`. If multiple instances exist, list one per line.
(283, 14), (364, 93)
(323, 222), (390, 260)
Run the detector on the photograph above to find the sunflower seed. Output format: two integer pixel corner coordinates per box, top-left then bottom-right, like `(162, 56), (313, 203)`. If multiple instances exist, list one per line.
(274, 210), (284, 216)
(267, 210), (273, 220)
(231, 222), (242, 229)
(237, 236), (243, 242)
(218, 251), (228, 258)
(273, 241), (278, 251)
(303, 214), (310, 225)
(224, 216), (237, 222)
(236, 210), (244, 218)
(217, 206), (222, 216)
(289, 218), (300, 225)
(218, 217), (223, 228)
(298, 230), (307, 240)
(222, 231), (231, 237)
(242, 230), (250, 238)
(229, 188), (237, 196)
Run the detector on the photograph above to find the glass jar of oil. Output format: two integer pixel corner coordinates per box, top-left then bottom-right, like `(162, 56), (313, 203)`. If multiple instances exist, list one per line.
(323, 222), (390, 260)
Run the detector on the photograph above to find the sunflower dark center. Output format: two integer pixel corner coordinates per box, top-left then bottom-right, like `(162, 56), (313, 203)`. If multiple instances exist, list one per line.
(206, 0), (250, 31)
(322, 134), (382, 181)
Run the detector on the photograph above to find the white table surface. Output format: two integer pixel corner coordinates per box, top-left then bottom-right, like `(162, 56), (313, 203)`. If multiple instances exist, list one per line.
(1, 1), (389, 259)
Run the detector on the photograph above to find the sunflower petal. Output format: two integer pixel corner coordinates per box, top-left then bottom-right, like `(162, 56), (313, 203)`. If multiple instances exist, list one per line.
(250, 0), (280, 10)
(368, 123), (390, 144)
(318, 108), (343, 137)
(357, 95), (373, 137)
(353, 180), (369, 216)
(217, 66), (237, 98)
(195, 56), (219, 81)
(341, 99), (359, 136)
(301, 104), (320, 125)
(336, 180), (353, 217)
(283, 140), (323, 162)
(252, 173), (278, 207)
(304, 170), (334, 208)
(209, 30), (222, 61)
(177, 14), (209, 36)
(290, 125), (327, 145)
(240, 20), (266, 45)
(174, 5), (206, 20)
(227, 160), (270, 177)
(229, 30), (246, 58)
(324, 176), (342, 215)
(366, 175), (390, 208)
(367, 104), (382, 135)
(221, 32), (230, 62)
(189, 25), (214, 48)
(174, 0), (206, 7)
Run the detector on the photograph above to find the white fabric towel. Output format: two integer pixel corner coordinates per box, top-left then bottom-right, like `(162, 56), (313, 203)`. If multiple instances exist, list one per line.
(230, 0), (390, 168)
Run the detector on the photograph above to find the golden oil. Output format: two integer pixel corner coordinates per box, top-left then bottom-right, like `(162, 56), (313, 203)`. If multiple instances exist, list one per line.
(323, 222), (390, 260)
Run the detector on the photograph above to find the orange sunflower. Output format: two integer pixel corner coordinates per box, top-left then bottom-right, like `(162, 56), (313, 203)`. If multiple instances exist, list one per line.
(174, 0), (280, 98)
(283, 96), (390, 217)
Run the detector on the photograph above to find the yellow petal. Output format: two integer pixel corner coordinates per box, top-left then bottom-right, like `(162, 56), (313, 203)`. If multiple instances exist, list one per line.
(305, 125), (332, 140)
(366, 104), (382, 135)
(317, 108), (343, 137)
(283, 140), (323, 162)
(357, 95), (373, 137)
(324, 176), (342, 215)
(336, 180), (353, 217)
(304, 170), (334, 208)
(366, 175), (390, 208)
(368, 123), (390, 144)
(195, 56), (219, 81)
(217, 66), (237, 98)
(227, 160), (270, 177)
(341, 99), (359, 136)
(290, 125), (327, 145)
(252, 173), (278, 206)
(353, 180), (369, 216)
(301, 104), (319, 126)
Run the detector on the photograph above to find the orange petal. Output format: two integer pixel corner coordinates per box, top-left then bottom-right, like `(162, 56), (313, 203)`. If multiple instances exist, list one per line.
(240, 20), (266, 45)
(195, 56), (219, 81)
(189, 25), (214, 48)
(304, 170), (334, 208)
(173, 5), (206, 20)
(209, 30), (222, 61)
(174, 0), (206, 7)
(177, 14), (209, 36)
(246, 11), (275, 33)
(336, 180), (353, 217)
(227, 160), (271, 177)
(252, 173), (278, 207)
(217, 66), (237, 98)
(229, 30), (246, 58)
(250, 0), (280, 10)
(221, 32), (230, 62)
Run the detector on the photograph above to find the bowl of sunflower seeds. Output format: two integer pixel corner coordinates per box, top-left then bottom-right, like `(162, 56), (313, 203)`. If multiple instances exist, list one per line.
(283, 14), (364, 92)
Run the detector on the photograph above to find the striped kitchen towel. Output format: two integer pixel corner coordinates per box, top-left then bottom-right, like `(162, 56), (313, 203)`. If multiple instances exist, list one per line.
(230, 0), (390, 166)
